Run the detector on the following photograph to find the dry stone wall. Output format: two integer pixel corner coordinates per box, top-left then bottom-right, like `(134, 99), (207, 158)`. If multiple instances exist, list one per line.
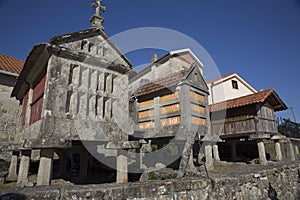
(1, 163), (299, 199)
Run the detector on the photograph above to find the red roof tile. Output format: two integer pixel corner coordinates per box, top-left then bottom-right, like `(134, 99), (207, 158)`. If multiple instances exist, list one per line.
(0, 53), (24, 74)
(135, 70), (186, 97)
(210, 89), (287, 112)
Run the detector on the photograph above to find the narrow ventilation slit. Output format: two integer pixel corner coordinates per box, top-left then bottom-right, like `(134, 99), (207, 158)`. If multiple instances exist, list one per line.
(65, 91), (73, 113)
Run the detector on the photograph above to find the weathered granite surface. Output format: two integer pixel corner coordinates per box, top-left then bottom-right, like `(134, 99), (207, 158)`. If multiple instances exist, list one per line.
(0, 74), (19, 161)
(1, 163), (299, 199)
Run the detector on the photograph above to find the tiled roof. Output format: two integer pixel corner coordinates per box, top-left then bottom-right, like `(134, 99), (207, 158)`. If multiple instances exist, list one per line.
(210, 89), (287, 112)
(206, 72), (236, 84)
(0, 53), (24, 74)
(135, 70), (186, 97)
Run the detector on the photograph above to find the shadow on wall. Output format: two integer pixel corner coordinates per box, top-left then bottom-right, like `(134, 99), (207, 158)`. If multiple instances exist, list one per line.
(0, 193), (26, 200)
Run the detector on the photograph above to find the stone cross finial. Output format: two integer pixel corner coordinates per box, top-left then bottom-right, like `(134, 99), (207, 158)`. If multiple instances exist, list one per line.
(90, 0), (106, 30)
(91, 0), (106, 17)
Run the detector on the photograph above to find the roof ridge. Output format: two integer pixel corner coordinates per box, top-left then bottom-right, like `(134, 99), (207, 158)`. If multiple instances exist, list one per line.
(210, 88), (286, 112)
(148, 70), (186, 83)
(261, 88), (274, 102)
(0, 53), (25, 74)
(206, 72), (237, 84)
(0, 53), (24, 62)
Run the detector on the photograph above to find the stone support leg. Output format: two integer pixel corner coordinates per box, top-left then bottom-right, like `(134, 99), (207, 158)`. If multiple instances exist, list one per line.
(288, 141), (296, 161)
(257, 140), (267, 165)
(80, 149), (88, 179)
(213, 144), (220, 161)
(7, 151), (18, 181)
(230, 140), (237, 161)
(37, 149), (54, 186)
(205, 145), (214, 171)
(17, 150), (31, 187)
(274, 141), (283, 161)
(116, 153), (128, 184)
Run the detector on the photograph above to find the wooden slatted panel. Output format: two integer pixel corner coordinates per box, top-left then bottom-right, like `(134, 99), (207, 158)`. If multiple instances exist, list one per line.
(160, 116), (181, 126)
(160, 92), (179, 103)
(30, 75), (47, 125)
(192, 116), (206, 126)
(32, 75), (46, 103)
(190, 91), (205, 102)
(191, 103), (206, 114)
(30, 98), (44, 125)
(138, 99), (154, 108)
(138, 109), (154, 119)
(139, 121), (155, 129)
(160, 103), (180, 114)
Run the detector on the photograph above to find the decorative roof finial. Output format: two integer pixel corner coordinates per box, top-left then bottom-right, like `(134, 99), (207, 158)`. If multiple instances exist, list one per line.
(90, 0), (106, 30)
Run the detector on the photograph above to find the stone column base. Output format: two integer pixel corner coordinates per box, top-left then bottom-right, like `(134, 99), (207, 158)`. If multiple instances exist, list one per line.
(17, 150), (31, 187)
(116, 154), (128, 183)
(36, 149), (54, 186)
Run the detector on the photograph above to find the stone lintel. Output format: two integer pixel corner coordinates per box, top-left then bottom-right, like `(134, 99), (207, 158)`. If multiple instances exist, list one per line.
(271, 135), (286, 141)
(23, 139), (72, 149)
(201, 135), (221, 143)
(249, 133), (270, 140)
(106, 141), (140, 149)
(6, 144), (20, 151)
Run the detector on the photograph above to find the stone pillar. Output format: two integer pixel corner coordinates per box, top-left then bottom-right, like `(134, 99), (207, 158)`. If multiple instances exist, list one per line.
(257, 140), (267, 165)
(205, 145), (214, 171)
(288, 141), (296, 161)
(230, 140), (237, 161)
(17, 150), (31, 187)
(154, 97), (161, 130)
(36, 149), (54, 186)
(80, 149), (88, 179)
(274, 141), (283, 161)
(7, 151), (19, 181)
(213, 145), (220, 161)
(116, 153), (128, 183)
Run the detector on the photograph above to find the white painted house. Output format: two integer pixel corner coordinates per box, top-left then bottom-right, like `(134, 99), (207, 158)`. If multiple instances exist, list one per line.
(207, 73), (257, 105)
(129, 48), (204, 94)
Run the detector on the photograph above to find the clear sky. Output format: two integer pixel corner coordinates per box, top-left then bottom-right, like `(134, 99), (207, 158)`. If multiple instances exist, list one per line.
(0, 0), (300, 121)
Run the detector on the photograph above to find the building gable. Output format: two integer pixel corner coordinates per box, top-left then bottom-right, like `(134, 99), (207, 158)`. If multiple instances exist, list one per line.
(50, 28), (132, 68)
(207, 73), (257, 104)
(183, 64), (208, 93)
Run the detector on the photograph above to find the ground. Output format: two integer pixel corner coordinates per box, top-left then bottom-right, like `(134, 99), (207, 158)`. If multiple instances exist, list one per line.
(0, 160), (298, 191)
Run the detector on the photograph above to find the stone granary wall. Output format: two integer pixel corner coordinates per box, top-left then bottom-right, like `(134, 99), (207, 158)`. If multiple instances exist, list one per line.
(0, 74), (19, 162)
(7, 28), (137, 186)
(0, 54), (24, 152)
(1, 163), (300, 199)
(0, 73), (19, 145)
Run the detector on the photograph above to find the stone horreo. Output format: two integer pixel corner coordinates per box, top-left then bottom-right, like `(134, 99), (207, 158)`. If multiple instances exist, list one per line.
(4, 0), (296, 188)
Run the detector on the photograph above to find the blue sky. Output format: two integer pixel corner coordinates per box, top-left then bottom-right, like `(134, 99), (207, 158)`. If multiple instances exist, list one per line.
(0, 0), (300, 121)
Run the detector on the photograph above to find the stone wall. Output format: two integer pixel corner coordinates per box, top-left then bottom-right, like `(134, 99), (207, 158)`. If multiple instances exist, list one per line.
(1, 163), (299, 199)
(0, 74), (19, 147)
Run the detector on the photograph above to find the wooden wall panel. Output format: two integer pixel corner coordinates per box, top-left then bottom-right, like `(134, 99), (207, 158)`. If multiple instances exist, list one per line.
(160, 116), (181, 126)
(160, 103), (180, 114)
(190, 91), (205, 102)
(191, 103), (206, 114)
(138, 99), (154, 108)
(139, 121), (155, 129)
(160, 92), (179, 103)
(192, 116), (206, 126)
(30, 75), (47, 125)
(138, 109), (154, 119)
